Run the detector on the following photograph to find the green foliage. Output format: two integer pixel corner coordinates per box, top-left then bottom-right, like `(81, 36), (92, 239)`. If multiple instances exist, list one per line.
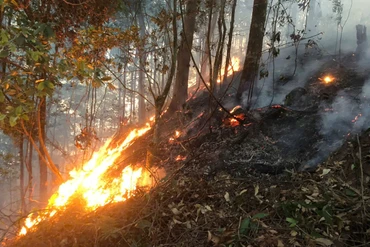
(239, 212), (269, 235)
(0, 0), (124, 137)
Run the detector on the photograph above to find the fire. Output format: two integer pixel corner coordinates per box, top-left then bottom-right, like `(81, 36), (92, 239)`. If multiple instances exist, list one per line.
(175, 155), (186, 161)
(175, 130), (180, 138)
(230, 105), (242, 114)
(320, 75), (335, 85)
(218, 57), (240, 83)
(19, 124), (152, 236)
(169, 130), (181, 142)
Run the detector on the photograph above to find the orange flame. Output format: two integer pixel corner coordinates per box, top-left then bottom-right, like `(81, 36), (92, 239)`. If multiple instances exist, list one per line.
(217, 57), (240, 83)
(175, 155), (186, 161)
(169, 130), (181, 143)
(19, 124), (152, 236)
(320, 75), (335, 85)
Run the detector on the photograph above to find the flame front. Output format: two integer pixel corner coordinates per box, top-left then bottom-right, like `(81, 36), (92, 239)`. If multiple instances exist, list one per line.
(19, 124), (151, 236)
(217, 57), (240, 83)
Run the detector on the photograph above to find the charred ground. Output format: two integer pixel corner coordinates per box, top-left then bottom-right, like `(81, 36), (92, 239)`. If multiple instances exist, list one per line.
(6, 55), (370, 246)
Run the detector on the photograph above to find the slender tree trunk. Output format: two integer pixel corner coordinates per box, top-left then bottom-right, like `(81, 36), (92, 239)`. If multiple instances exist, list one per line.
(223, 0), (237, 83)
(236, 0), (267, 108)
(131, 69), (136, 122)
(27, 139), (33, 206)
(168, 0), (199, 113)
(147, 0), (178, 168)
(123, 64), (127, 118)
(38, 98), (48, 202)
(137, 4), (147, 123)
(19, 135), (25, 213)
(212, 0), (227, 93)
(198, 7), (218, 86)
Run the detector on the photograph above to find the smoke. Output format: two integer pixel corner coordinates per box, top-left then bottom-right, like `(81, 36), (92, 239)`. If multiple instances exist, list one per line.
(237, 0), (370, 109)
(244, 44), (327, 109)
(303, 77), (370, 170)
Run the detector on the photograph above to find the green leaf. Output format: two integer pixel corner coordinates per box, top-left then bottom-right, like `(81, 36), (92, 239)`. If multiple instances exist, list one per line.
(14, 34), (25, 46)
(345, 188), (357, 197)
(0, 114), (6, 121)
(29, 51), (39, 61)
(22, 114), (29, 121)
(37, 82), (45, 91)
(286, 217), (298, 227)
(0, 91), (5, 102)
(252, 213), (268, 219)
(0, 49), (9, 58)
(45, 80), (54, 89)
(15, 105), (22, 115)
(9, 116), (17, 127)
(1, 30), (8, 44)
(43, 25), (54, 38)
(239, 218), (251, 234)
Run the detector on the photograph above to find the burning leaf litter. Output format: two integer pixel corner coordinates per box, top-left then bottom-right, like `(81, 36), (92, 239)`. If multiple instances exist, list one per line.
(19, 123), (153, 236)
(319, 75), (335, 85)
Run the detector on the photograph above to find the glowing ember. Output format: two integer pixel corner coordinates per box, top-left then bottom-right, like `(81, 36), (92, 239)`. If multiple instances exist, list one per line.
(352, 113), (362, 123)
(175, 130), (180, 138)
(226, 113), (246, 127)
(320, 75), (335, 84)
(169, 130), (181, 142)
(175, 155), (186, 161)
(230, 105), (242, 114)
(19, 124), (152, 236)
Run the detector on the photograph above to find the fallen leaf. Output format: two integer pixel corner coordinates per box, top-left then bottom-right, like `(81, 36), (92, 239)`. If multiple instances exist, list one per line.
(224, 192), (230, 202)
(171, 208), (180, 215)
(320, 169), (331, 177)
(207, 231), (220, 245)
(239, 189), (248, 195)
(254, 185), (259, 196)
(290, 230), (298, 236)
(269, 229), (278, 234)
(277, 239), (285, 247)
(315, 238), (333, 246)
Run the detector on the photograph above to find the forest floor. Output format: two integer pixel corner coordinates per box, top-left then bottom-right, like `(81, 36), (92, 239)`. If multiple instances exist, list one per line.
(5, 54), (370, 247)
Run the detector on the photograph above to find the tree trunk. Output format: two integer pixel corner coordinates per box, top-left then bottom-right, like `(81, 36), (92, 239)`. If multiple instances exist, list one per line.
(38, 97), (48, 203)
(27, 138), (33, 207)
(130, 69), (136, 122)
(137, 4), (147, 124)
(198, 2), (218, 86)
(211, 0), (227, 93)
(122, 63), (127, 118)
(19, 135), (25, 213)
(146, 0), (178, 168)
(168, 0), (199, 113)
(223, 0), (237, 84)
(236, 0), (267, 108)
